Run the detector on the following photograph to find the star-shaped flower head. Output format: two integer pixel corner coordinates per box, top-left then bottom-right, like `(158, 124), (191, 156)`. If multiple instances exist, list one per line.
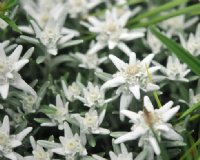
(66, 0), (102, 18)
(21, 0), (65, 28)
(155, 55), (190, 82)
(74, 109), (110, 135)
(84, 8), (145, 55)
(114, 96), (183, 155)
(76, 82), (114, 108)
(0, 43), (36, 99)
(51, 122), (87, 159)
(0, 115), (32, 160)
(101, 53), (159, 119)
(179, 23), (200, 57)
(41, 95), (69, 130)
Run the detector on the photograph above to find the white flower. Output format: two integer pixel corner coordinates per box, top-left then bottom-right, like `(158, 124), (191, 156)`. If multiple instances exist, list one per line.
(76, 82), (113, 108)
(74, 109), (110, 134)
(62, 75), (84, 102)
(179, 23), (200, 56)
(29, 136), (52, 160)
(114, 96), (183, 155)
(0, 43), (36, 99)
(84, 8), (145, 55)
(21, 0), (65, 28)
(41, 95), (69, 130)
(159, 12), (198, 36)
(66, 0), (102, 18)
(0, 115), (32, 160)
(109, 143), (133, 160)
(30, 16), (79, 55)
(51, 122), (87, 158)
(101, 53), (159, 120)
(155, 55), (190, 82)
(73, 43), (107, 71)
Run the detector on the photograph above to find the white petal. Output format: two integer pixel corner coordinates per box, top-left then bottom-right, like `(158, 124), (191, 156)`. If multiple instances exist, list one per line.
(157, 101), (174, 114)
(148, 66), (160, 74)
(162, 105), (180, 122)
(5, 152), (17, 160)
(88, 42), (105, 54)
(155, 124), (170, 132)
(1, 115), (10, 134)
(109, 54), (126, 71)
(149, 136), (160, 155)
(0, 83), (9, 99)
(144, 96), (154, 112)
(141, 54), (154, 67)
(13, 59), (29, 72)
(161, 126), (183, 141)
(10, 139), (22, 148)
(120, 143), (128, 154)
(114, 126), (146, 144)
(101, 76), (126, 92)
(9, 45), (23, 62)
(108, 40), (117, 49)
(146, 83), (160, 91)
(51, 147), (65, 156)
(117, 42), (132, 56)
(109, 151), (118, 160)
(48, 48), (57, 55)
(119, 11), (131, 27)
(120, 93), (133, 121)
(0, 43), (6, 59)
(56, 94), (64, 108)
(120, 32), (145, 41)
(63, 122), (73, 138)
(121, 110), (140, 123)
(129, 52), (137, 65)
(16, 127), (32, 141)
(129, 85), (140, 100)
(11, 77), (37, 97)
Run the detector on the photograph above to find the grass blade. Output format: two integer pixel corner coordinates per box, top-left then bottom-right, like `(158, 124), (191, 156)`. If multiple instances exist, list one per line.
(180, 102), (200, 119)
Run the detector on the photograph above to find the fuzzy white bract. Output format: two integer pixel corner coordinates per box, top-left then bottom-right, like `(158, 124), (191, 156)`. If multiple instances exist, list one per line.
(114, 96), (183, 155)
(0, 116), (32, 160)
(84, 8), (145, 55)
(0, 43), (36, 99)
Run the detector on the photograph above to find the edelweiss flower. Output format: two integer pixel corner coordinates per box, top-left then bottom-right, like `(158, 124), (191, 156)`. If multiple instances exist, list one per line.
(74, 109), (110, 134)
(155, 55), (190, 82)
(62, 79), (84, 102)
(66, 0), (102, 18)
(0, 43), (36, 99)
(179, 23), (200, 56)
(189, 80), (200, 105)
(114, 96), (183, 155)
(21, 0), (65, 28)
(84, 8), (145, 55)
(73, 44), (107, 71)
(41, 95), (69, 130)
(101, 53), (159, 119)
(76, 82), (113, 108)
(0, 115), (32, 160)
(51, 122), (87, 158)
(30, 16), (79, 55)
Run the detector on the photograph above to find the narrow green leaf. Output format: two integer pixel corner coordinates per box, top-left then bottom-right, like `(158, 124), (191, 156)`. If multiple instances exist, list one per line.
(128, 0), (187, 24)
(180, 102), (200, 119)
(4, 0), (17, 10)
(150, 26), (200, 76)
(130, 3), (200, 28)
(39, 105), (57, 115)
(0, 13), (21, 33)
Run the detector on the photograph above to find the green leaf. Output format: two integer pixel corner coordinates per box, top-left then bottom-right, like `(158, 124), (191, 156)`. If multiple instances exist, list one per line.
(180, 102), (200, 119)
(130, 3), (200, 28)
(39, 105), (57, 114)
(0, 13), (21, 33)
(4, 0), (17, 10)
(34, 118), (50, 123)
(128, 0), (187, 25)
(150, 26), (200, 76)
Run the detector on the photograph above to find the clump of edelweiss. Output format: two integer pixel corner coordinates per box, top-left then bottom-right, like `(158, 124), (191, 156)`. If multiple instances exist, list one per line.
(114, 96), (183, 156)
(101, 52), (159, 119)
(0, 43), (36, 99)
(0, 115), (32, 160)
